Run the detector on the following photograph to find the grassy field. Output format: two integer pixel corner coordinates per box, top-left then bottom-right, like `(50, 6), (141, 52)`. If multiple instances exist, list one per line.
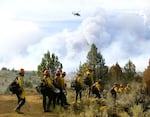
(0, 70), (150, 117)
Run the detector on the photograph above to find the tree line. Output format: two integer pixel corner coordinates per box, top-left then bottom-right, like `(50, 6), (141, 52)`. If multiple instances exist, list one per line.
(37, 43), (149, 85)
(1, 43), (149, 86)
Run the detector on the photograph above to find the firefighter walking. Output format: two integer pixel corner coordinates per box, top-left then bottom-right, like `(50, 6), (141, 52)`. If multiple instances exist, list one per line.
(84, 69), (94, 97)
(75, 72), (84, 102)
(14, 68), (26, 114)
(91, 79), (102, 98)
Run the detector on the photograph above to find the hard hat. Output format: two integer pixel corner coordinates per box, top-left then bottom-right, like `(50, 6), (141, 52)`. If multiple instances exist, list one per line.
(43, 70), (50, 76)
(55, 70), (60, 75)
(120, 83), (124, 87)
(18, 68), (24, 74)
(113, 82), (118, 86)
(88, 68), (93, 72)
(62, 71), (66, 75)
(77, 72), (81, 76)
(86, 71), (90, 75)
(98, 79), (102, 83)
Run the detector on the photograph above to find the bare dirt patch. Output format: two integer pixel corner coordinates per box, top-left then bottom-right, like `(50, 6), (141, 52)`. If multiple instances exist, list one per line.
(0, 94), (58, 117)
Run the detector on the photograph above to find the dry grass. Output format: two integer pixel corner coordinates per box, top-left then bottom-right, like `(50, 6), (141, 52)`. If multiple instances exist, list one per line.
(1, 70), (150, 116)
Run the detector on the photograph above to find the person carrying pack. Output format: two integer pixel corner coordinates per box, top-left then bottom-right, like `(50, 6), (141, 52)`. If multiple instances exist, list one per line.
(91, 79), (102, 98)
(9, 77), (21, 94)
(74, 72), (84, 102)
(110, 83), (119, 100)
(84, 69), (94, 97)
(12, 68), (26, 114)
(41, 70), (55, 112)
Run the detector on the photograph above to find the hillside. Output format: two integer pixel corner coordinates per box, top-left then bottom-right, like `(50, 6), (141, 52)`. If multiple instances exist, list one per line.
(0, 70), (75, 94)
(0, 70), (60, 116)
(0, 70), (76, 117)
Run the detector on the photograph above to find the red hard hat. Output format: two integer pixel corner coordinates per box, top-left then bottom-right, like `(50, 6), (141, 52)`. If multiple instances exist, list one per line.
(62, 71), (66, 75)
(88, 68), (93, 71)
(43, 70), (50, 76)
(77, 72), (81, 76)
(55, 70), (60, 75)
(18, 68), (24, 74)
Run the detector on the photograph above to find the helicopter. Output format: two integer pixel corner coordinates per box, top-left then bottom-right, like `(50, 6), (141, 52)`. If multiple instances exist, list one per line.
(72, 11), (81, 16)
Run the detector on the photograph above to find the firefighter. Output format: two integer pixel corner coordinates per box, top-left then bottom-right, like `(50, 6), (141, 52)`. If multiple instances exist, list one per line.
(58, 71), (70, 107)
(14, 68), (26, 114)
(42, 70), (55, 112)
(53, 70), (61, 88)
(124, 83), (131, 93)
(92, 79), (102, 98)
(84, 69), (94, 97)
(118, 83), (125, 93)
(53, 70), (61, 106)
(75, 72), (83, 102)
(110, 83), (119, 100)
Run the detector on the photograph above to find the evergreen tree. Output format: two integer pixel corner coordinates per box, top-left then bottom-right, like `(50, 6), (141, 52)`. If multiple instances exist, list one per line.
(37, 50), (63, 77)
(86, 43), (108, 82)
(143, 59), (150, 95)
(109, 62), (122, 82)
(78, 62), (89, 75)
(123, 60), (136, 82)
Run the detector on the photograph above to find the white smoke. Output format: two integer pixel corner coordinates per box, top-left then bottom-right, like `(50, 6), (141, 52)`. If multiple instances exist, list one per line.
(0, 5), (150, 72)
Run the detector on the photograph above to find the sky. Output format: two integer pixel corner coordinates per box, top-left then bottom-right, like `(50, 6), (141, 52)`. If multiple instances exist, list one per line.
(0, 0), (150, 72)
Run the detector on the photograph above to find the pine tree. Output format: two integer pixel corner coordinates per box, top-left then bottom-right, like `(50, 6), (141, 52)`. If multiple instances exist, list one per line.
(86, 43), (108, 82)
(143, 59), (150, 95)
(124, 60), (136, 82)
(109, 62), (122, 82)
(37, 50), (63, 77)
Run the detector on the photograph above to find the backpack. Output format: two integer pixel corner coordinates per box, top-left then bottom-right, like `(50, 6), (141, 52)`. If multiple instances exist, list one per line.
(36, 79), (47, 94)
(110, 87), (117, 98)
(9, 77), (21, 94)
(36, 79), (53, 95)
(71, 80), (76, 89)
(91, 84), (96, 93)
(74, 78), (83, 91)
(83, 76), (91, 86)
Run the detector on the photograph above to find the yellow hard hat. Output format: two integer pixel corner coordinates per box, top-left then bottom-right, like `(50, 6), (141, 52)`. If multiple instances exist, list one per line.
(86, 71), (90, 75)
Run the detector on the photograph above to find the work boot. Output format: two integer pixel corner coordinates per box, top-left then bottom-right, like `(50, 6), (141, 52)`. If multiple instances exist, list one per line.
(65, 102), (70, 105)
(15, 109), (24, 114)
(62, 105), (68, 109)
(44, 110), (52, 112)
(46, 109), (52, 112)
